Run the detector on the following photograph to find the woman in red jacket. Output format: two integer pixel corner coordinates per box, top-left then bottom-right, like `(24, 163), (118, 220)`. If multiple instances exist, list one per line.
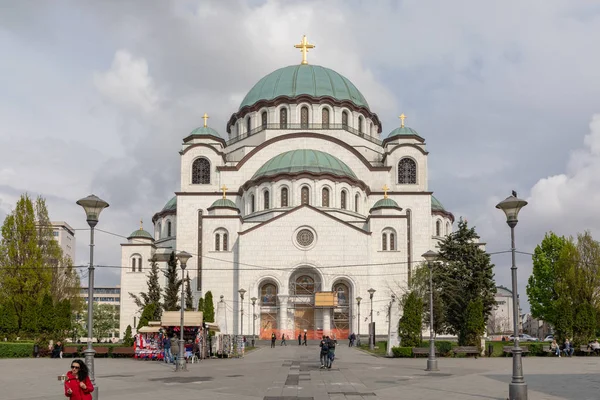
(64, 359), (94, 400)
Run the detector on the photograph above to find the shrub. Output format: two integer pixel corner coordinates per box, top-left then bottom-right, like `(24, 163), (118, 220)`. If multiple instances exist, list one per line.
(527, 343), (544, 356)
(436, 340), (454, 356)
(398, 291), (423, 347)
(0, 343), (32, 358)
(391, 346), (412, 358)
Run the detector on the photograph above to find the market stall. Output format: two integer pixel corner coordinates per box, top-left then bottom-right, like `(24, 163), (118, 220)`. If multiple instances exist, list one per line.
(134, 322), (163, 360)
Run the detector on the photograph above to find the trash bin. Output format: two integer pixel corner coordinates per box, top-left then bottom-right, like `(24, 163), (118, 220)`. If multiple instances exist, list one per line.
(488, 344), (493, 357)
(33, 344), (39, 358)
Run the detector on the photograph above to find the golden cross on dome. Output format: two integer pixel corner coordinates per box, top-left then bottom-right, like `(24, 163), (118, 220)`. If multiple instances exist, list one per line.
(382, 184), (390, 199)
(294, 35), (315, 65)
(202, 113), (209, 128)
(399, 113), (406, 128)
(140, 219), (143, 230)
(221, 184), (228, 199)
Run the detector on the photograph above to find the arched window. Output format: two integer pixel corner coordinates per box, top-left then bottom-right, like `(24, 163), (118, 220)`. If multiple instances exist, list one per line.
(215, 234), (220, 251)
(138, 258), (142, 272)
(300, 106), (309, 129)
(167, 221), (172, 237)
(192, 158), (211, 184)
(436, 220), (441, 237)
(261, 111), (267, 129)
(354, 193), (359, 213)
(264, 190), (270, 210)
(322, 108), (330, 129)
(370, 122), (374, 136)
(223, 233), (228, 251)
(281, 187), (288, 207)
(382, 229), (397, 251)
(131, 257), (136, 272)
(131, 255), (142, 272)
(250, 194), (255, 213)
(342, 111), (349, 128)
(246, 117), (251, 134)
(157, 222), (162, 239)
(382, 233), (387, 251)
(340, 190), (347, 209)
(333, 282), (349, 305)
(322, 187), (330, 207)
(358, 116), (364, 136)
(279, 108), (287, 129)
(390, 233), (396, 251)
(294, 275), (315, 295)
(398, 158), (417, 184)
(301, 187), (310, 205)
(446, 222), (451, 236)
(260, 283), (277, 305)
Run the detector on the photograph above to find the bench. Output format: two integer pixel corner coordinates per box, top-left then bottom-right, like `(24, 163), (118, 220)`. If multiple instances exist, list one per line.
(94, 347), (109, 358)
(580, 345), (592, 356)
(453, 346), (479, 358)
(62, 347), (79, 357)
(503, 346), (529, 356)
(543, 345), (556, 356)
(411, 347), (439, 358)
(111, 347), (135, 358)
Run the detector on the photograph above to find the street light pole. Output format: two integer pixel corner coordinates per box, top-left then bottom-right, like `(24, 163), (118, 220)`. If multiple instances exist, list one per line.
(356, 296), (362, 346)
(238, 289), (246, 337)
(251, 297), (257, 347)
(368, 288), (376, 350)
(77, 194), (109, 400)
(496, 191), (528, 400)
(422, 250), (439, 372)
(175, 251), (192, 372)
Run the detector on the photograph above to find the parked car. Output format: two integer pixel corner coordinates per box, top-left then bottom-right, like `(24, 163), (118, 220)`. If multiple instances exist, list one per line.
(543, 335), (554, 342)
(508, 334), (539, 342)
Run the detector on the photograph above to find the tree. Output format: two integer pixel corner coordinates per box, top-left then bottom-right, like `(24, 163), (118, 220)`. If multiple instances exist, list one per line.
(398, 291), (422, 347)
(204, 291), (215, 322)
(129, 256), (162, 320)
(197, 297), (205, 315)
(163, 252), (182, 311)
(461, 299), (485, 347)
(123, 325), (134, 346)
(0, 302), (18, 336)
(54, 299), (72, 336)
(185, 272), (194, 311)
(409, 264), (446, 336)
(434, 219), (496, 345)
(573, 302), (596, 344)
(526, 232), (568, 326)
(79, 303), (119, 341)
(137, 303), (158, 330)
(39, 293), (56, 333)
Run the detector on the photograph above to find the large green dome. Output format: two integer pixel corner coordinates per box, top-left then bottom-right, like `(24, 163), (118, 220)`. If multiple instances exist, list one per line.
(239, 65), (369, 110)
(253, 149), (357, 180)
(128, 229), (154, 240)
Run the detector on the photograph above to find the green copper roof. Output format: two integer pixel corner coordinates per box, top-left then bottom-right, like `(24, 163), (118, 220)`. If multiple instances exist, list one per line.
(431, 195), (446, 212)
(240, 65), (369, 110)
(253, 149), (357, 180)
(386, 126), (420, 139)
(128, 229), (154, 240)
(209, 198), (238, 209)
(372, 198), (399, 209)
(162, 196), (177, 212)
(189, 126), (222, 139)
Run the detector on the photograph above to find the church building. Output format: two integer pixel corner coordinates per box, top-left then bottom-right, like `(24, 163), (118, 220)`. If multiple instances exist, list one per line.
(119, 36), (454, 340)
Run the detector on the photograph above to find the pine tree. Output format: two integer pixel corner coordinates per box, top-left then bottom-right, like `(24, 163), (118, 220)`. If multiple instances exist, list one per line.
(39, 293), (56, 333)
(434, 218), (496, 346)
(197, 297), (205, 315)
(130, 256), (162, 320)
(398, 291), (422, 347)
(461, 299), (485, 347)
(0, 302), (18, 335)
(54, 299), (72, 335)
(204, 291), (215, 322)
(123, 325), (134, 346)
(163, 252), (182, 311)
(137, 303), (157, 330)
(185, 272), (194, 311)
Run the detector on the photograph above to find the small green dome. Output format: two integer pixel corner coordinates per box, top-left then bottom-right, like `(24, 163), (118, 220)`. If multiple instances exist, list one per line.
(253, 149), (357, 180)
(189, 126), (222, 139)
(431, 195), (446, 211)
(209, 198), (238, 209)
(128, 229), (154, 240)
(370, 197), (401, 212)
(386, 126), (420, 139)
(240, 65), (369, 110)
(162, 196), (177, 212)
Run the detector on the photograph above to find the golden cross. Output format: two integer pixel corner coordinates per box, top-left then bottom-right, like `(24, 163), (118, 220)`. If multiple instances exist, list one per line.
(202, 113), (209, 128)
(221, 184), (228, 199)
(399, 113), (406, 128)
(140, 218), (143, 230)
(294, 35), (315, 65)
(382, 184), (390, 199)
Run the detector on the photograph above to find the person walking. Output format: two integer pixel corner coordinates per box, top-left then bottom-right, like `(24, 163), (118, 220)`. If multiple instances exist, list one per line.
(170, 334), (179, 364)
(327, 336), (336, 369)
(298, 333), (302, 345)
(64, 359), (94, 399)
(319, 336), (329, 369)
(163, 336), (172, 363)
(303, 331), (307, 346)
(271, 332), (276, 348)
(281, 333), (287, 346)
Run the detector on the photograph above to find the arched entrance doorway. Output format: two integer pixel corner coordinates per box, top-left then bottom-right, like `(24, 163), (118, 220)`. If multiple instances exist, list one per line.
(331, 280), (352, 339)
(289, 267), (321, 340)
(258, 280), (278, 339)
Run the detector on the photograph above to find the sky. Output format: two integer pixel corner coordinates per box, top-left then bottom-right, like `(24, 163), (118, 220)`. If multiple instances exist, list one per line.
(1, 0), (600, 309)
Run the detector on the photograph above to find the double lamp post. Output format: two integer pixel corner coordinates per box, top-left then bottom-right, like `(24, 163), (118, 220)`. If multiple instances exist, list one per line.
(175, 251), (192, 372)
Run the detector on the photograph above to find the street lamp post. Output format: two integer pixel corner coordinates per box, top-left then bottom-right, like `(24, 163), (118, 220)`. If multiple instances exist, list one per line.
(250, 297), (257, 347)
(175, 251), (192, 372)
(368, 288), (376, 350)
(238, 289), (246, 337)
(356, 296), (362, 346)
(422, 250), (439, 372)
(77, 194), (109, 400)
(496, 192), (528, 400)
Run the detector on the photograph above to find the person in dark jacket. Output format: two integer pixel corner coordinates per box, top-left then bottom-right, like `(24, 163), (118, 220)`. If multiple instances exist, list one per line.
(298, 333), (302, 345)
(271, 333), (276, 348)
(64, 359), (94, 400)
(303, 332), (307, 346)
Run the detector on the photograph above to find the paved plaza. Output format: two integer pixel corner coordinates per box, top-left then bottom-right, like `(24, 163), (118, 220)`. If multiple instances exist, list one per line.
(2, 343), (599, 400)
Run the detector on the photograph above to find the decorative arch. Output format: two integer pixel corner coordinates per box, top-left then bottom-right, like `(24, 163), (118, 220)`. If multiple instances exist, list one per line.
(341, 110), (349, 128)
(382, 227), (397, 251)
(331, 278), (353, 337)
(301, 186), (310, 205)
(321, 187), (330, 207)
(300, 105), (309, 128)
(192, 157), (211, 184)
(280, 186), (289, 207)
(263, 189), (270, 210)
(166, 220), (172, 237)
(321, 107), (330, 129)
(261, 110), (268, 128)
(279, 107), (288, 129)
(246, 116), (252, 134)
(435, 220), (442, 237)
(214, 228), (229, 251)
(354, 193), (360, 213)
(130, 253), (142, 272)
(157, 222), (162, 239)
(398, 157), (417, 184)
(358, 116), (364, 135)
(340, 190), (348, 209)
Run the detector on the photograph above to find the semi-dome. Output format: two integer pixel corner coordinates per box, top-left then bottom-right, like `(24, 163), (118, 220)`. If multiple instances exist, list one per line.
(239, 65), (369, 110)
(386, 126), (421, 139)
(431, 195), (446, 212)
(128, 228), (154, 240)
(209, 198), (238, 209)
(162, 196), (177, 212)
(253, 149), (357, 180)
(189, 126), (222, 139)
(370, 197), (401, 212)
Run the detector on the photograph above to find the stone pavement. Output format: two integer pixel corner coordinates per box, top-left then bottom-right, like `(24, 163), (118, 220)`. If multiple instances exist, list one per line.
(1, 343), (599, 399)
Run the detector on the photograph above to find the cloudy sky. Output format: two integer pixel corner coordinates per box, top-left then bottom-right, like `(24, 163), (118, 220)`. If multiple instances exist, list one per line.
(1, 0), (600, 309)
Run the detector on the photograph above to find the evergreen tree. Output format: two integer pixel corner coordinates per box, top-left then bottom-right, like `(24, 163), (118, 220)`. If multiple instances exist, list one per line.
(137, 303), (158, 330)
(39, 293), (56, 333)
(123, 325), (134, 346)
(573, 302), (596, 344)
(398, 291), (422, 347)
(163, 252), (182, 311)
(185, 272), (194, 311)
(204, 291), (215, 322)
(433, 219), (496, 345)
(461, 299), (485, 347)
(0, 302), (18, 335)
(197, 297), (205, 315)
(409, 264), (446, 335)
(54, 299), (72, 335)
(129, 256), (162, 320)
(553, 297), (573, 342)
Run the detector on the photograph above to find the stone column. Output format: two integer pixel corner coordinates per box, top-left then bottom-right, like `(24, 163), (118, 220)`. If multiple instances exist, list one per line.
(278, 295), (288, 336)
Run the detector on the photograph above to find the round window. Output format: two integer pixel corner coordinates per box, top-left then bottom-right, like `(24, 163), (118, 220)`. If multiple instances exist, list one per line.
(296, 229), (315, 247)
